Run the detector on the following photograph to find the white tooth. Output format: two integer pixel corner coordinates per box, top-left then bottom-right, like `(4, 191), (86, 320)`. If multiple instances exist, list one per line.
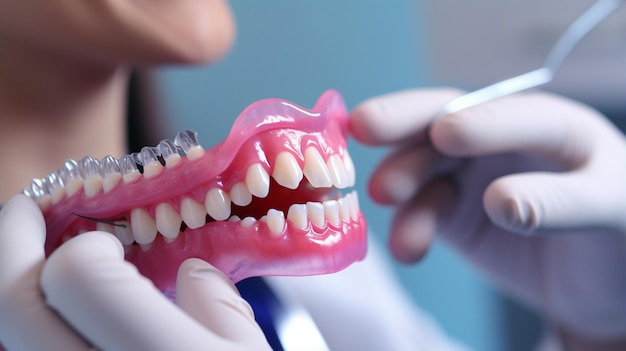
(260, 215), (267, 223)
(84, 176), (103, 198)
(123, 171), (141, 184)
(303, 147), (332, 188)
(327, 154), (350, 189)
(228, 215), (241, 222)
(96, 222), (116, 234)
(65, 178), (84, 197)
(230, 182), (252, 206)
(164, 154), (182, 168)
(130, 208), (157, 245)
(272, 152), (303, 189)
(155, 203), (182, 240)
(338, 197), (350, 221)
(143, 161), (163, 179)
(241, 217), (256, 228)
(180, 197), (206, 229)
(103, 174), (122, 193)
(266, 209), (285, 236)
(343, 152), (356, 187)
(287, 204), (307, 229)
(114, 220), (134, 245)
(350, 191), (360, 219)
(204, 188), (231, 221)
(245, 163), (270, 198)
(306, 202), (325, 228)
(323, 200), (340, 227)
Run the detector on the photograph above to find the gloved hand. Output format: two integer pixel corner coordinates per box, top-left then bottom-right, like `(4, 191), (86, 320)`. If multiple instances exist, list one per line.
(0, 194), (271, 351)
(350, 89), (626, 345)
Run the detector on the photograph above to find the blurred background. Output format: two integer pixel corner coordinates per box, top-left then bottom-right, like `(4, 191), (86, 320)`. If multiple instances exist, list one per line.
(156, 1), (626, 350)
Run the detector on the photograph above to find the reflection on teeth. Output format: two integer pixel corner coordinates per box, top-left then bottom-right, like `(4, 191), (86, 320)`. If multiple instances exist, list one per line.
(245, 163), (270, 198)
(306, 202), (325, 228)
(241, 217), (256, 228)
(230, 182), (252, 206)
(323, 200), (340, 226)
(114, 220), (134, 246)
(266, 209), (285, 235)
(155, 203), (182, 240)
(180, 197), (206, 229)
(303, 147), (332, 188)
(130, 208), (157, 245)
(343, 152), (356, 187)
(272, 152), (303, 189)
(326, 154), (349, 189)
(287, 204), (307, 229)
(205, 188), (231, 221)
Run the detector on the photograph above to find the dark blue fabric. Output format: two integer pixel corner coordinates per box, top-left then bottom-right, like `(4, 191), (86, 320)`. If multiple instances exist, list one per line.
(236, 277), (283, 351)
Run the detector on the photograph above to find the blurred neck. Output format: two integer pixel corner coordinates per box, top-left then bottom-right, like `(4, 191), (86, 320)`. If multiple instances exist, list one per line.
(0, 43), (129, 203)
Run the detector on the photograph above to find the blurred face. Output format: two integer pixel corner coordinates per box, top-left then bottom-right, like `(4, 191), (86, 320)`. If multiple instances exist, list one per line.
(0, 0), (236, 66)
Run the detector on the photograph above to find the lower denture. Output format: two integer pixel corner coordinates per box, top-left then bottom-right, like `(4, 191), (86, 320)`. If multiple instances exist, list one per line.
(23, 90), (367, 296)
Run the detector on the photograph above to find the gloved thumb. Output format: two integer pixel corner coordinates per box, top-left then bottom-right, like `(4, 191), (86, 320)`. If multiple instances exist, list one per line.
(484, 170), (626, 234)
(176, 258), (271, 350)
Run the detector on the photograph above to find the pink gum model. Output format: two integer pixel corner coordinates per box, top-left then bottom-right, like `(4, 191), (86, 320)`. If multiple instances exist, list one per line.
(24, 90), (367, 296)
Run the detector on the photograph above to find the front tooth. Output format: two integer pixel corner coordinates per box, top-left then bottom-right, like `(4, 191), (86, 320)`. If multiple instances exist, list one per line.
(266, 209), (285, 235)
(338, 197), (350, 221)
(62, 159), (84, 197)
(272, 152), (303, 189)
(140, 147), (163, 179)
(180, 197), (206, 229)
(114, 220), (134, 246)
(343, 152), (356, 187)
(80, 156), (103, 197)
(323, 200), (340, 227)
(287, 204), (307, 229)
(245, 163), (270, 198)
(155, 203), (182, 240)
(130, 208), (157, 245)
(230, 182), (252, 206)
(326, 154), (350, 189)
(241, 217), (256, 228)
(101, 156), (122, 193)
(204, 188), (231, 221)
(303, 147), (332, 188)
(306, 202), (325, 228)
(350, 191), (360, 219)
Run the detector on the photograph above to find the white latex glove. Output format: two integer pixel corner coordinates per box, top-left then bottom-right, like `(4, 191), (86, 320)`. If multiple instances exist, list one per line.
(350, 89), (626, 346)
(0, 194), (271, 351)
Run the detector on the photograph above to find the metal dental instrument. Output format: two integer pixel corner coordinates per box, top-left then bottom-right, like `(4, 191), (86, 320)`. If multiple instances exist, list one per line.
(441, 0), (625, 115)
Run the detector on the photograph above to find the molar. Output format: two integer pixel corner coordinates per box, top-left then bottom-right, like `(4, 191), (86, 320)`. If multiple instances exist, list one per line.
(80, 156), (103, 198)
(303, 147), (332, 188)
(272, 152), (303, 189)
(204, 188), (231, 221)
(326, 154), (350, 189)
(287, 204), (307, 229)
(266, 209), (285, 236)
(245, 163), (270, 198)
(130, 208), (157, 245)
(180, 197), (207, 229)
(230, 182), (252, 206)
(155, 203), (182, 241)
(175, 130), (204, 161)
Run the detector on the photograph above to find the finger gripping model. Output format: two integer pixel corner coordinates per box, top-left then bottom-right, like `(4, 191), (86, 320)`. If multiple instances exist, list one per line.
(23, 90), (367, 296)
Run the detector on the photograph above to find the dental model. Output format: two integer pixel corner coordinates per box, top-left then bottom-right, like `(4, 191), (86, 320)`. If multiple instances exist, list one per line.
(23, 90), (367, 296)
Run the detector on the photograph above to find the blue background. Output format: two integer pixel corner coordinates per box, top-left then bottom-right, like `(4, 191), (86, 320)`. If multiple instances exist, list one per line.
(157, 2), (538, 350)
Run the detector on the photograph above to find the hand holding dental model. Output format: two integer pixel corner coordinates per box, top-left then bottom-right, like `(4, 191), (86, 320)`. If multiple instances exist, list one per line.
(0, 195), (271, 351)
(350, 89), (626, 347)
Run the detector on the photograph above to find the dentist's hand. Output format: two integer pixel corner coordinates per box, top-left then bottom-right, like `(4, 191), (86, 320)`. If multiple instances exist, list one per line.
(350, 89), (626, 345)
(0, 194), (270, 351)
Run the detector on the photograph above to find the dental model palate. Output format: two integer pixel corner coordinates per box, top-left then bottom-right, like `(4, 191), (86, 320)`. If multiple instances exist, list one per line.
(24, 90), (367, 297)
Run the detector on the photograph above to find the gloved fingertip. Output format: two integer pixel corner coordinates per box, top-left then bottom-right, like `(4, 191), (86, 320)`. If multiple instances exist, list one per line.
(349, 100), (384, 145)
(484, 186), (538, 234)
(388, 208), (436, 264)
